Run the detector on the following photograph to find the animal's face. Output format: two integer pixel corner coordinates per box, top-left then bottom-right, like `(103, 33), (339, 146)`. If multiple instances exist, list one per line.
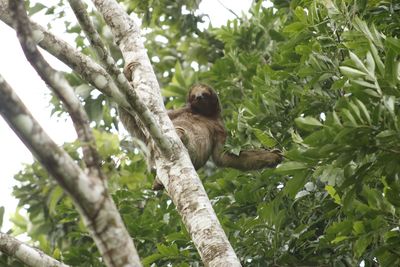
(188, 84), (221, 117)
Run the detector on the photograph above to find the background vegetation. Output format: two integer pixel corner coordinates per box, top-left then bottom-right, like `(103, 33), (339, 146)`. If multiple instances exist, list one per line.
(1, 0), (400, 266)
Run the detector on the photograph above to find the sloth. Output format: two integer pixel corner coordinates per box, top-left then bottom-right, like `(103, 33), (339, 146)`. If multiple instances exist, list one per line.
(167, 84), (283, 172)
(119, 78), (283, 189)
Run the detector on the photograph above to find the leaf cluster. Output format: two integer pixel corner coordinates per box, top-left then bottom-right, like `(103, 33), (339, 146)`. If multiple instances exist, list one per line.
(5, 0), (400, 266)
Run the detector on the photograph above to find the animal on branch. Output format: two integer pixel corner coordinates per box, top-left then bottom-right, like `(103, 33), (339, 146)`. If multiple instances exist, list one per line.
(120, 68), (282, 189)
(166, 84), (283, 172)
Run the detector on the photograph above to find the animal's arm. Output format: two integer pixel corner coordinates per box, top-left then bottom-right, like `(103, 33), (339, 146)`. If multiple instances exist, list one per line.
(119, 107), (147, 141)
(167, 106), (190, 120)
(212, 137), (283, 170)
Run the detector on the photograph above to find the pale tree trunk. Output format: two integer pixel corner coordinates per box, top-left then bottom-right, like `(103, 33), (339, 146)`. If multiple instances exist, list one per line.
(0, 0), (242, 265)
(92, 0), (241, 266)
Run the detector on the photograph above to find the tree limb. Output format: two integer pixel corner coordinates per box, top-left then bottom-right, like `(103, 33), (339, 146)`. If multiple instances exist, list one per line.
(0, 0), (172, 159)
(92, 0), (242, 266)
(0, 73), (141, 266)
(0, 232), (69, 267)
(9, 0), (103, 177)
(67, 0), (173, 158)
(0, 0), (127, 106)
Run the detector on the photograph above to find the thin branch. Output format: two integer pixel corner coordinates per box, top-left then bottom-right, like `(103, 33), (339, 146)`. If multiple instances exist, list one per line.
(9, 0), (102, 177)
(0, 232), (69, 267)
(216, 0), (240, 19)
(0, 0), (127, 106)
(0, 0), (149, 148)
(0, 73), (142, 267)
(68, 0), (128, 81)
(0, 0), (173, 159)
(67, 0), (173, 158)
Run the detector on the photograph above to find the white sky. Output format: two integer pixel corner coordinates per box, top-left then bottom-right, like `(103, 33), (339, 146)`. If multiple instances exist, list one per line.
(0, 0), (252, 231)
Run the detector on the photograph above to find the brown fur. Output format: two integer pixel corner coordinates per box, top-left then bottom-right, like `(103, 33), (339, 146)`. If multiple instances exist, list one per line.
(119, 79), (283, 190)
(168, 84), (283, 171)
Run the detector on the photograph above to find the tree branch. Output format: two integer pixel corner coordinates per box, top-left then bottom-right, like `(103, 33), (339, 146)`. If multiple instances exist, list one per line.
(0, 0), (172, 158)
(92, 0), (242, 266)
(67, 0), (173, 158)
(9, 0), (103, 176)
(0, 0), (127, 106)
(0, 232), (69, 267)
(0, 74), (141, 266)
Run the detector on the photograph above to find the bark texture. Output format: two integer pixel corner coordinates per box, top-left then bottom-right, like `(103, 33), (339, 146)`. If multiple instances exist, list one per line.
(92, 0), (242, 266)
(0, 0), (242, 265)
(0, 74), (142, 267)
(0, 232), (69, 267)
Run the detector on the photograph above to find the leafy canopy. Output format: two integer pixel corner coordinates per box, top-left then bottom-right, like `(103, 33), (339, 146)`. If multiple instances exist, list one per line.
(1, 0), (400, 266)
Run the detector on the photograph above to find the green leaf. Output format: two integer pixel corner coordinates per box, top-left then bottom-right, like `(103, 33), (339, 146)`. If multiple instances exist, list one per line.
(162, 84), (187, 97)
(384, 47), (397, 84)
(332, 111), (342, 127)
(327, 220), (352, 236)
(28, 3), (47, 16)
(75, 84), (92, 99)
(294, 6), (307, 23)
(361, 186), (386, 211)
(275, 161), (308, 174)
(384, 187), (400, 207)
(386, 37), (400, 51)
(365, 51), (375, 74)
(142, 253), (163, 265)
(295, 117), (323, 131)
(157, 243), (179, 256)
(353, 221), (365, 235)
(284, 171), (307, 198)
(283, 22), (307, 33)
(348, 101), (362, 123)
(325, 185), (341, 204)
(290, 130), (304, 144)
(47, 186), (64, 215)
(173, 62), (187, 88)
(354, 99), (371, 124)
(353, 17), (375, 44)
(383, 95), (395, 116)
(339, 66), (367, 78)
(253, 128), (277, 147)
(354, 235), (372, 258)
(351, 79), (377, 89)
(331, 235), (348, 244)
(376, 130), (396, 138)
(369, 42), (385, 75)
(363, 88), (381, 98)
(349, 51), (369, 74)
(341, 108), (358, 126)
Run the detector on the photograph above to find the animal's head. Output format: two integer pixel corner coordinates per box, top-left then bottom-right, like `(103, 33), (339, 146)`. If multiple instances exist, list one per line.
(187, 84), (221, 117)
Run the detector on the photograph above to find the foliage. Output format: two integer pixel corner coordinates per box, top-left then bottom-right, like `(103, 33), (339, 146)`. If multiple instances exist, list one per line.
(3, 0), (400, 266)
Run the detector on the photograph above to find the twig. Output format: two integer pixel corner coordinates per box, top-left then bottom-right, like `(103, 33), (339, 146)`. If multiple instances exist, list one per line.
(216, 0), (240, 19)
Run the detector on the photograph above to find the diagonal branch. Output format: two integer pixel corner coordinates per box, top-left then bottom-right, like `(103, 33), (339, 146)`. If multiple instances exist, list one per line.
(0, 232), (69, 267)
(91, 0), (242, 266)
(9, 0), (102, 177)
(0, 73), (142, 267)
(0, 0), (126, 106)
(67, 0), (173, 158)
(0, 0), (172, 158)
